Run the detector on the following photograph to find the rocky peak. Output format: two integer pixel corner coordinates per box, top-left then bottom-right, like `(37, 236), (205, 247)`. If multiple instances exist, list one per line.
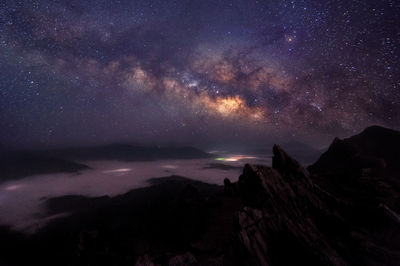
(272, 144), (312, 185)
(231, 129), (400, 266)
(235, 146), (344, 265)
(309, 125), (400, 177)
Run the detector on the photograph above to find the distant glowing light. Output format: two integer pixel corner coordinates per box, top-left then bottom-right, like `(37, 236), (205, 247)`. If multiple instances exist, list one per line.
(223, 158), (239, 162)
(215, 155), (258, 162)
(161, 164), (178, 169)
(5, 185), (23, 191)
(103, 168), (132, 173)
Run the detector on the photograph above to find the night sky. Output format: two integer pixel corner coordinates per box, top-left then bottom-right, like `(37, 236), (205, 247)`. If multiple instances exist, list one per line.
(0, 0), (399, 149)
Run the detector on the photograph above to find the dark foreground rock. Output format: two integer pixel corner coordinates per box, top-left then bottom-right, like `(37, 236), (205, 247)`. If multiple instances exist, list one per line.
(233, 144), (399, 265)
(1, 126), (399, 266)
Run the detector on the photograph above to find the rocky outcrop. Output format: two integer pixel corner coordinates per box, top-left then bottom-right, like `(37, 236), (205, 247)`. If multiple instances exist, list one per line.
(135, 255), (156, 266)
(234, 145), (345, 266)
(309, 125), (400, 177)
(168, 252), (197, 266)
(308, 126), (400, 230)
(135, 252), (198, 266)
(231, 128), (400, 266)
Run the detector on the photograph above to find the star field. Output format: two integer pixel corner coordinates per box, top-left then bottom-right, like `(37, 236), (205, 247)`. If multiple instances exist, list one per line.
(0, 0), (399, 148)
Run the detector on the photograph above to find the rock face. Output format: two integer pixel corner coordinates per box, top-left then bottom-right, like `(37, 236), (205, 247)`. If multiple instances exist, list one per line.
(135, 255), (156, 266)
(168, 252), (197, 266)
(233, 127), (400, 266)
(309, 125), (400, 177)
(234, 145), (344, 266)
(308, 126), (400, 231)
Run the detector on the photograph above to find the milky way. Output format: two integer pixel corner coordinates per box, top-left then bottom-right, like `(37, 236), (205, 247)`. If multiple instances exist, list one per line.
(0, 0), (399, 148)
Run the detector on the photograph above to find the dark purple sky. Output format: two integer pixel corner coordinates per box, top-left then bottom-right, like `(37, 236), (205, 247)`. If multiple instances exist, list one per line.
(0, 0), (399, 148)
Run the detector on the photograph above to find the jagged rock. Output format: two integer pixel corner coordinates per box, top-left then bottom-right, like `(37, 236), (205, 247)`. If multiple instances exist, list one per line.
(235, 148), (345, 265)
(168, 252), (197, 266)
(236, 207), (269, 266)
(272, 144), (312, 185)
(135, 254), (157, 266)
(232, 127), (400, 266)
(309, 125), (400, 177)
(224, 178), (239, 196)
(309, 125), (400, 222)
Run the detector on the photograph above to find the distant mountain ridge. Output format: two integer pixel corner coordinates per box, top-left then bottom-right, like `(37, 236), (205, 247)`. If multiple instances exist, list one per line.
(44, 144), (215, 161)
(0, 144), (214, 182)
(0, 151), (89, 182)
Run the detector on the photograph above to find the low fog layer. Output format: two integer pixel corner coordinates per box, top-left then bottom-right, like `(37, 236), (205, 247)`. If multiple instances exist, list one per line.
(0, 154), (270, 232)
